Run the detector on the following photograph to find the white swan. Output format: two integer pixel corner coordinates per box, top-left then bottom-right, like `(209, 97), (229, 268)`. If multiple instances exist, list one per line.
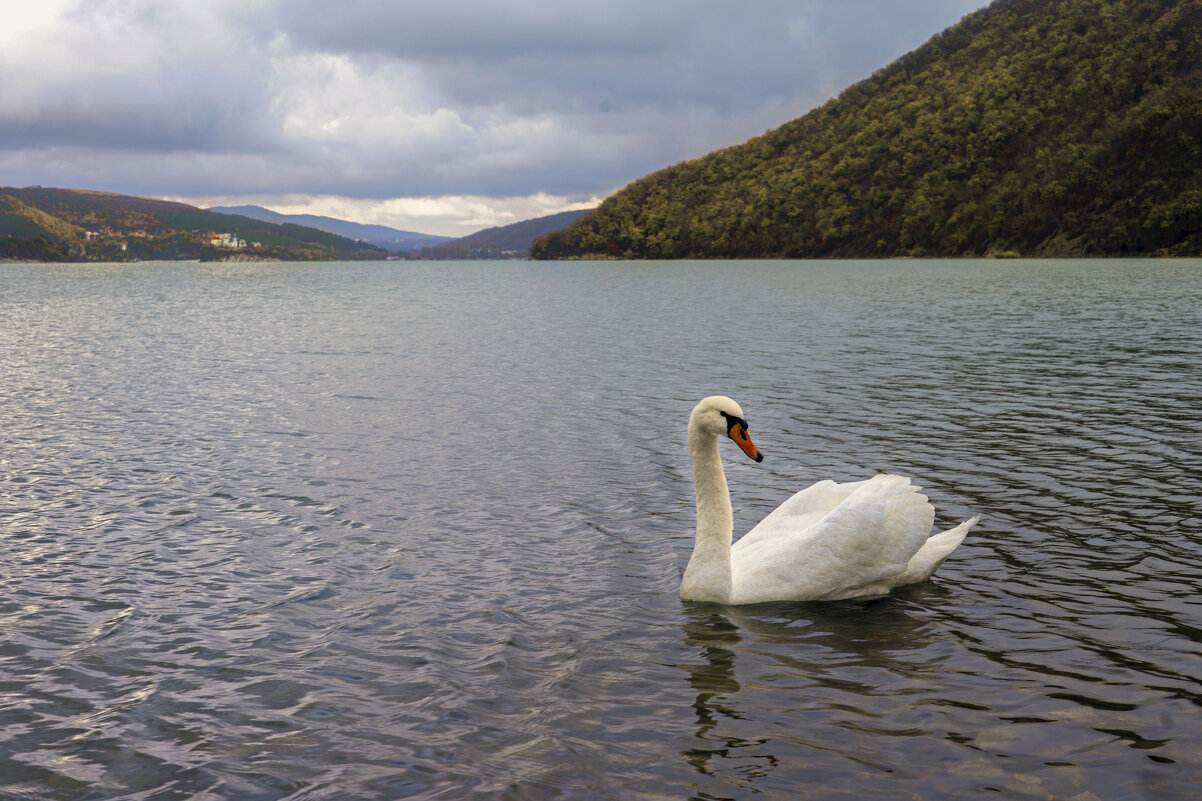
(680, 396), (979, 604)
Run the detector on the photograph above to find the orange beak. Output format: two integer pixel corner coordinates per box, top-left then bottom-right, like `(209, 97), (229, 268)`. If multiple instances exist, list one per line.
(730, 424), (763, 462)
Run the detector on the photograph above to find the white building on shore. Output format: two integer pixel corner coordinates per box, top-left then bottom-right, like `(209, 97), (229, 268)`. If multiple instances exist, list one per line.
(209, 232), (246, 249)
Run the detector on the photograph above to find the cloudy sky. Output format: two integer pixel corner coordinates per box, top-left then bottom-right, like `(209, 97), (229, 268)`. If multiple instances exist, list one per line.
(1, 0), (987, 236)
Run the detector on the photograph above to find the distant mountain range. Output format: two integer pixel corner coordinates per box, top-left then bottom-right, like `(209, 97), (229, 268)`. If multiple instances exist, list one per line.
(212, 205), (592, 257)
(0, 187), (386, 262)
(431, 209), (592, 258)
(208, 205), (452, 253)
(536, 0), (1202, 259)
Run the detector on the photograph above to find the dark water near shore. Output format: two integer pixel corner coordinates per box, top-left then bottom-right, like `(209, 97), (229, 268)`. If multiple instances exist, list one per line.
(1, 258), (1200, 800)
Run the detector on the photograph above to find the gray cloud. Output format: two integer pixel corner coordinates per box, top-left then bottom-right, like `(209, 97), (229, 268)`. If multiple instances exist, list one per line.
(0, 0), (987, 229)
(276, 0), (986, 115)
(0, 1), (280, 153)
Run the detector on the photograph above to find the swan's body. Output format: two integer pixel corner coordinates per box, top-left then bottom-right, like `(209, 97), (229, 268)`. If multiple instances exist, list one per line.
(680, 396), (978, 604)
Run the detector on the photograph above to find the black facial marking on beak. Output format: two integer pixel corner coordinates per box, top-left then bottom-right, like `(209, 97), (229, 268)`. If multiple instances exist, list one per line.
(720, 410), (763, 462)
(718, 410), (748, 435)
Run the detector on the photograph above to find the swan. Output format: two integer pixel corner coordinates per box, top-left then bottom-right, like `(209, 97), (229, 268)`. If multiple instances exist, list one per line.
(680, 396), (979, 604)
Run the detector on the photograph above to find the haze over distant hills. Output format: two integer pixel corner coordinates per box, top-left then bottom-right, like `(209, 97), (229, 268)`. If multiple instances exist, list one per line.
(208, 206), (452, 252)
(213, 204), (591, 258)
(536, 0), (1202, 259)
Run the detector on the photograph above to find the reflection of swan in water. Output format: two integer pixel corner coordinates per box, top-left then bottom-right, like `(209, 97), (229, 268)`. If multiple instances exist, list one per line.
(679, 612), (775, 779)
(681, 613), (741, 729)
(681, 396), (978, 604)
(678, 596), (944, 787)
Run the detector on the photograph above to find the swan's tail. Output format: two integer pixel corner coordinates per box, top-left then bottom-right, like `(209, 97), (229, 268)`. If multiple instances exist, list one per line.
(902, 515), (979, 584)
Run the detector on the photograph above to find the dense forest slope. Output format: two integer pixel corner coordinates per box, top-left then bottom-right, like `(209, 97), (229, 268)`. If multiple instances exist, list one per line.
(0, 188), (386, 261)
(534, 0), (1202, 259)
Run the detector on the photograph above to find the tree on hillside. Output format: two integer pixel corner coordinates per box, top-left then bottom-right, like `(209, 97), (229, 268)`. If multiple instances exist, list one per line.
(535, 0), (1202, 259)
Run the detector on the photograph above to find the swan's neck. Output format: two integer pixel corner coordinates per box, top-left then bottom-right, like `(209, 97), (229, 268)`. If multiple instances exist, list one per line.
(681, 425), (733, 603)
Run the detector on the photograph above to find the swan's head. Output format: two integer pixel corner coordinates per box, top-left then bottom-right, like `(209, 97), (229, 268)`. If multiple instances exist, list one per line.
(690, 396), (763, 462)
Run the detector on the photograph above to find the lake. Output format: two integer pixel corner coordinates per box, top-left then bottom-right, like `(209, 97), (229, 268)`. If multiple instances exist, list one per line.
(1, 258), (1199, 800)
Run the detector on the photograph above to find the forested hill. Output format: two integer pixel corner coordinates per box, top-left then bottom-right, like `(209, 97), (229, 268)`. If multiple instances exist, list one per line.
(0, 187), (386, 261)
(533, 0), (1202, 260)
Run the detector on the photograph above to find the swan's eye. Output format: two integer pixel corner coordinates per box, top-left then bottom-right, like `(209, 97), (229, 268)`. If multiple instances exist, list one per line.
(719, 411), (748, 431)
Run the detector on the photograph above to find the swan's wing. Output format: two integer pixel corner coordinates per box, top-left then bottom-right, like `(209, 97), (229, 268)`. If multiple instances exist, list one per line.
(731, 475), (934, 602)
(736, 478), (871, 549)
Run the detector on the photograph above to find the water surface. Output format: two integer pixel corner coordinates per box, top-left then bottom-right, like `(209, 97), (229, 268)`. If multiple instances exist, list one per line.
(1, 258), (1200, 799)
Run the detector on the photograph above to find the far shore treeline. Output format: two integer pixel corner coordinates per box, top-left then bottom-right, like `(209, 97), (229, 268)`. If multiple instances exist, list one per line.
(0, 189), (590, 263)
(0, 188), (387, 263)
(533, 0), (1202, 260)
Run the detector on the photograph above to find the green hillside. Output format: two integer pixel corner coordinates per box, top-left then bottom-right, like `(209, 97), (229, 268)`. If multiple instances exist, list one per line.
(427, 209), (592, 258)
(534, 0), (1202, 259)
(0, 187), (387, 261)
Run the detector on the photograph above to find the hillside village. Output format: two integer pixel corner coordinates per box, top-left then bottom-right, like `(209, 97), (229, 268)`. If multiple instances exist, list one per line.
(81, 226), (256, 254)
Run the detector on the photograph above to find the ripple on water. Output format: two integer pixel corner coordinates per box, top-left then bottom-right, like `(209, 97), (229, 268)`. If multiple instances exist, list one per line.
(0, 259), (1200, 799)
